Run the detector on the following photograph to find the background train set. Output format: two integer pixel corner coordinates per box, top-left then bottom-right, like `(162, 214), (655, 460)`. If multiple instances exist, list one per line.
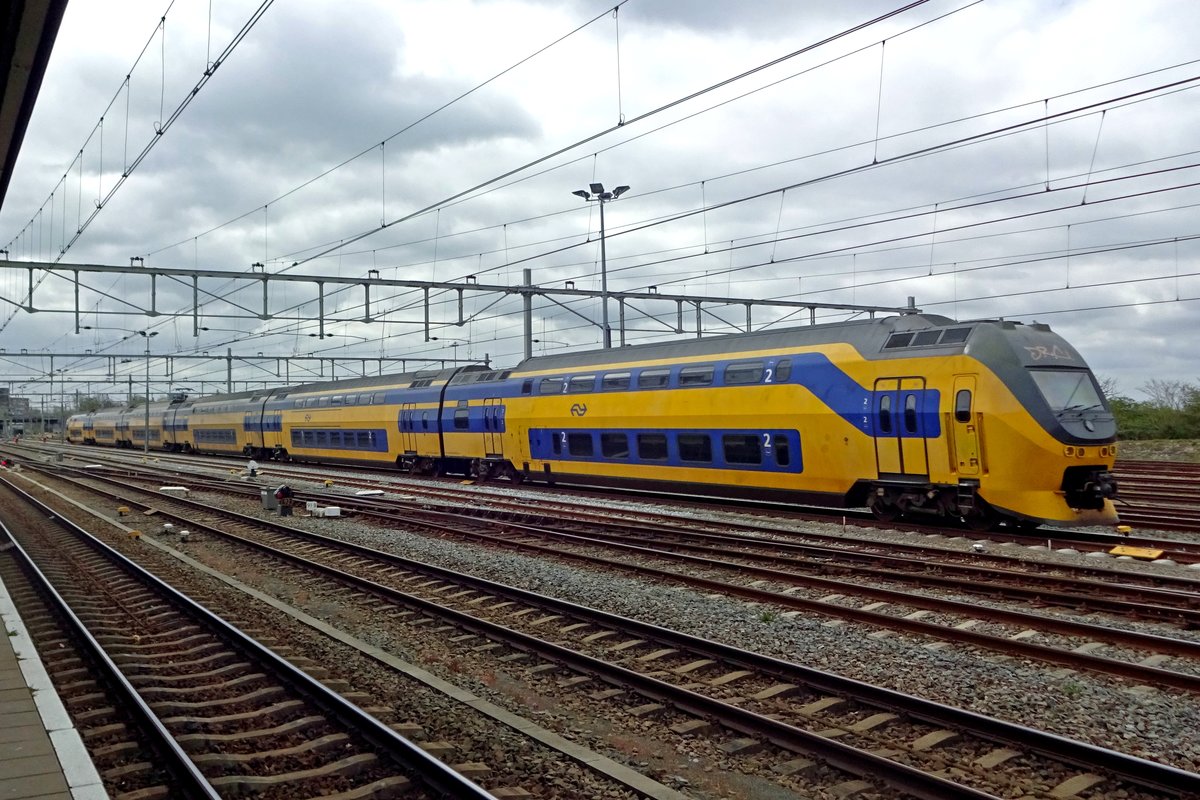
(66, 312), (1120, 529)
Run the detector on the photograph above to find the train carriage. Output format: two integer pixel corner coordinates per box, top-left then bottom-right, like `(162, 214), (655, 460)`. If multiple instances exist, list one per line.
(274, 371), (452, 468)
(66, 414), (86, 443)
(496, 314), (1117, 528)
(439, 366), (515, 478)
(88, 409), (119, 446)
(62, 312), (1118, 529)
(188, 390), (262, 455)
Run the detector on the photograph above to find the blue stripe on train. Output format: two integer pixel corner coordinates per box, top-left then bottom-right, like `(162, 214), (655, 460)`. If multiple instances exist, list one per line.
(528, 428), (803, 473)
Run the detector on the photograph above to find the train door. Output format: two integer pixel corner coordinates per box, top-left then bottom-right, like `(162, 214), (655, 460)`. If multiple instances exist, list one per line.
(873, 377), (930, 478)
(951, 376), (980, 476)
(482, 398), (504, 456)
(400, 402), (417, 453)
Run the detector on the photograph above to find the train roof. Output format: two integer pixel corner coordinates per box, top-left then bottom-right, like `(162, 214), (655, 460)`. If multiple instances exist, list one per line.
(512, 313), (967, 371)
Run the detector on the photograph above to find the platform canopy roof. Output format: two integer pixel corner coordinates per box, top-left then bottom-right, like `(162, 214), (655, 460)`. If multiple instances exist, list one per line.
(0, 0), (67, 210)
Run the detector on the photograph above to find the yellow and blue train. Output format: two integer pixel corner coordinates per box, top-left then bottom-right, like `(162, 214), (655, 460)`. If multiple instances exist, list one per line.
(66, 313), (1119, 528)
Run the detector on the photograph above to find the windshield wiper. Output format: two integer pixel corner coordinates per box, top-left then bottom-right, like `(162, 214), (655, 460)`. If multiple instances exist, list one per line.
(1058, 403), (1104, 415)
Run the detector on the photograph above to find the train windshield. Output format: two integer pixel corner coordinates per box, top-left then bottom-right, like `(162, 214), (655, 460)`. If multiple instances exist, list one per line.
(1029, 369), (1105, 414)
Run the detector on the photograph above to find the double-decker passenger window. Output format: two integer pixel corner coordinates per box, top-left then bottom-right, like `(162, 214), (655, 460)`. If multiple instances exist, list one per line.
(602, 372), (631, 391)
(879, 395), (893, 433)
(723, 434), (762, 464)
(601, 433), (629, 458)
(567, 433), (594, 456)
(454, 408), (470, 429)
(724, 362), (763, 385)
(637, 433), (668, 460)
(774, 434), (791, 467)
(568, 375), (596, 393)
(540, 377), (564, 394)
(638, 369), (670, 389)
(678, 434), (712, 463)
(679, 366), (714, 386)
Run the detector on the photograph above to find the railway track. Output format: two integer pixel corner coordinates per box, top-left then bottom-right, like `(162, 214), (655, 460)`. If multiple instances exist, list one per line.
(51, 461), (1200, 689)
(1113, 460), (1200, 534)
(11, 441), (1200, 559)
(13, 461), (1200, 798)
(0, 476), (497, 799)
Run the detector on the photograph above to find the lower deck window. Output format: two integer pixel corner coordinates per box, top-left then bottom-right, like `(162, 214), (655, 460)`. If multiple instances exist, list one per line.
(678, 434), (712, 463)
(637, 433), (668, 460)
(567, 433), (594, 456)
(601, 433), (629, 458)
(723, 434), (762, 465)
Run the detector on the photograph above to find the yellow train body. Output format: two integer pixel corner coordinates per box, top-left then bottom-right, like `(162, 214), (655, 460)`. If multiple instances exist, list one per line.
(65, 314), (1119, 528)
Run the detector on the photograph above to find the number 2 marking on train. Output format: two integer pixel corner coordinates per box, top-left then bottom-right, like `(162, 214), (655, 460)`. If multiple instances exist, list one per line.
(560, 432), (567, 446)
(762, 432), (772, 449)
(764, 368), (774, 383)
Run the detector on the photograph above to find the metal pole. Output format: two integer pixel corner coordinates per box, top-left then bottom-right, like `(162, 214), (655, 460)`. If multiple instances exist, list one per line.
(598, 197), (610, 348)
(144, 345), (150, 456)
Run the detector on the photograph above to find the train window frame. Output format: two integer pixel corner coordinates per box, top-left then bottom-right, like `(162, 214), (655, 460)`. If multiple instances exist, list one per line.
(373, 392), (387, 404)
(884, 332), (914, 349)
(955, 389), (972, 422)
(775, 359), (792, 382)
(568, 375), (596, 393)
(722, 434), (762, 465)
(724, 362), (764, 385)
(637, 433), (668, 460)
(678, 433), (713, 463)
(602, 372), (631, 391)
(567, 432), (594, 457)
(330, 395), (343, 406)
(879, 395), (893, 433)
(904, 394), (919, 433)
(638, 368), (670, 389)
(940, 327), (971, 344)
(344, 395), (357, 406)
(913, 330), (941, 346)
(600, 432), (630, 458)
(540, 377), (565, 395)
(521, 379), (533, 395)
(679, 365), (715, 387)
(319, 397), (331, 408)
(773, 434), (791, 467)
(421, 411), (430, 430)
(454, 408), (470, 430)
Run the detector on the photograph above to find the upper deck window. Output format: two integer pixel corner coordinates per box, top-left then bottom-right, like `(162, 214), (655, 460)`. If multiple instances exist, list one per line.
(638, 368), (670, 389)
(724, 362), (764, 385)
(568, 375), (596, 393)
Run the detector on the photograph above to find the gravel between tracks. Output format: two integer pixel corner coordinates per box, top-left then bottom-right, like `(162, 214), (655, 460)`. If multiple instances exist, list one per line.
(191, 477), (1200, 776)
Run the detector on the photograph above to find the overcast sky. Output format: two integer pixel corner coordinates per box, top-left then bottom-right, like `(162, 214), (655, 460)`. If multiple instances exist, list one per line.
(1, 0), (1198, 402)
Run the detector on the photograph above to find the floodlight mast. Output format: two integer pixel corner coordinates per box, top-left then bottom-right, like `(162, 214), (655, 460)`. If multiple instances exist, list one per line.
(571, 182), (630, 348)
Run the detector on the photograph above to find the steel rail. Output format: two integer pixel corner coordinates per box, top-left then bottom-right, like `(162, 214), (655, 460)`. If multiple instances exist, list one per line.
(45, 469), (1200, 797)
(0, 475), (498, 800)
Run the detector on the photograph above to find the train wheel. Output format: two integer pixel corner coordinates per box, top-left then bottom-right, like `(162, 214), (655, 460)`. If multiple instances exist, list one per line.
(962, 501), (999, 531)
(508, 464), (525, 485)
(869, 498), (901, 523)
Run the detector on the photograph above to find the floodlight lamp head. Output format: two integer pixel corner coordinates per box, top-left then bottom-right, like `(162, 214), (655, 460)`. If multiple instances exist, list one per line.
(589, 182), (604, 194)
(612, 185), (630, 198)
(572, 190), (590, 199)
